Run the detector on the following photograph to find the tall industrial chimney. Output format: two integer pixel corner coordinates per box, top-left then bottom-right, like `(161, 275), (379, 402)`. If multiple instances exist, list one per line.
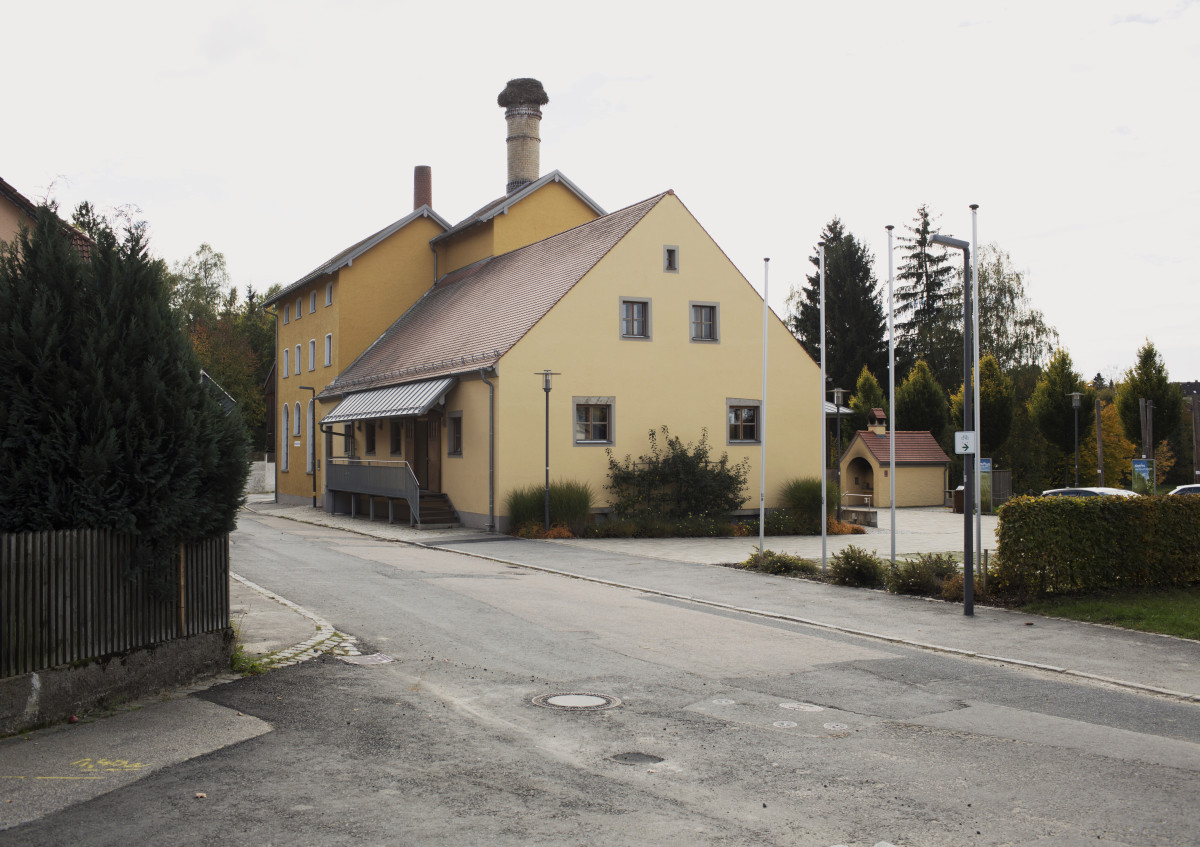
(413, 165), (432, 210)
(497, 78), (549, 194)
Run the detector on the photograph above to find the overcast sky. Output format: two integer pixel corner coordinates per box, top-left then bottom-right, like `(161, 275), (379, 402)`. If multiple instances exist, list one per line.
(5, 0), (1197, 384)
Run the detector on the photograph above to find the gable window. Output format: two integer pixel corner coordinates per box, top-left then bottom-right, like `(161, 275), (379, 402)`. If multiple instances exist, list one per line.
(727, 399), (760, 444)
(447, 412), (463, 457)
(690, 302), (719, 342)
(324, 334), (332, 367)
(390, 419), (403, 454)
(325, 282), (333, 306)
(309, 291), (317, 313)
(294, 345), (302, 375)
(619, 298), (651, 340)
(282, 348), (289, 378)
(664, 245), (679, 273)
(573, 396), (614, 444)
(308, 339), (316, 371)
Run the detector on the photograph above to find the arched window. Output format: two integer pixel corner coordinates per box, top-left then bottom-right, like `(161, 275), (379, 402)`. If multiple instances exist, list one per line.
(281, 404), (290, 472)
(294, 402), (301, 435)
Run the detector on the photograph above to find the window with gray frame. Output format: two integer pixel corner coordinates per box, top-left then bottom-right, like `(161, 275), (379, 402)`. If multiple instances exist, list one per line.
(448, 412), (463, 456)
(620, 298), (650, 339)
(573, 397), (614, 444)
(727, 400), (760, 443)
(664, 245), (679, 272)
(690, 302), (718, 342)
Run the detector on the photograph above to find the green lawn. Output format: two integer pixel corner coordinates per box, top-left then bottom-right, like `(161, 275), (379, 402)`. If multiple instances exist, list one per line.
(1021, 587), (1200, 641)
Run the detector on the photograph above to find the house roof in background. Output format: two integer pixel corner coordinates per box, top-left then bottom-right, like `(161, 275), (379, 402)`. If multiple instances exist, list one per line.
(265, 205), (452, 306)
(320, 192), (667, 399)
(849, 430), (951, 465)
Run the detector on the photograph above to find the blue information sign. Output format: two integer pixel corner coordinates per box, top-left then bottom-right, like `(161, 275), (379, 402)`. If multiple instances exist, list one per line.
(979, 458), (992, 474)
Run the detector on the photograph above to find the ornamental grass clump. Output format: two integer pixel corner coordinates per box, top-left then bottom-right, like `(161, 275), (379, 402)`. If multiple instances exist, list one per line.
(828, 545), (886, 588)
(777, 477), (839, 534)
(505, 480), (594, 537)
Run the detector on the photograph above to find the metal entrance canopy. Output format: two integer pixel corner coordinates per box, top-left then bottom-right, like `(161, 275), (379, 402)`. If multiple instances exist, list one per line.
(319, 376), (455, 426)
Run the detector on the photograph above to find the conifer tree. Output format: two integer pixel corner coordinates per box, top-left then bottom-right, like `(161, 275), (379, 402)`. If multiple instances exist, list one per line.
(894, 206), (960, 391)
(895, 360), (949, 442)
(1028, 349), (1095, 471)
(849, 366), (886, 435)
(786, 218), (887, 393)
(950, 354), (1014, 454)
(1115, 341), (1182, 450)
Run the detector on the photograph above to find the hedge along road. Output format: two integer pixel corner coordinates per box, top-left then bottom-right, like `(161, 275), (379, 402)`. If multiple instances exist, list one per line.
(8, 510), (1200, 846)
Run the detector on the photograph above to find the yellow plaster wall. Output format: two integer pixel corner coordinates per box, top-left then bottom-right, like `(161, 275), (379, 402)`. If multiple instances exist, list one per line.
(436, 223), (495, 276)
(438, 375), (500, 523)
(838, 438), (948, 508)
(493, 181), (599, 256)
(0, 198), (30, 246)
(487, 194), (821, 518)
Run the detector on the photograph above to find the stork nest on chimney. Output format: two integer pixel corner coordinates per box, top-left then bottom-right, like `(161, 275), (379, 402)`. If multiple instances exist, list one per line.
(498, 78), (549, 108)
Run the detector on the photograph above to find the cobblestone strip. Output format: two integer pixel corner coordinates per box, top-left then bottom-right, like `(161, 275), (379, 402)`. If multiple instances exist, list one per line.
(231, 573), (361, 669)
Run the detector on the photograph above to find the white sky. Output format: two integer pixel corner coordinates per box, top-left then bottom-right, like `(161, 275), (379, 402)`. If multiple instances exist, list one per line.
(5, 0), (1198, 383)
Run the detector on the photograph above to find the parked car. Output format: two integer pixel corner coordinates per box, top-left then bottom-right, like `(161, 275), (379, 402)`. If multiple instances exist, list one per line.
(1041, 487), (1138, 498)
(1168, 484), (1200, 495)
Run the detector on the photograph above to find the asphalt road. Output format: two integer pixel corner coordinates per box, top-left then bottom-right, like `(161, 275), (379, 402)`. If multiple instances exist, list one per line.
(5, 512), (1199, 846)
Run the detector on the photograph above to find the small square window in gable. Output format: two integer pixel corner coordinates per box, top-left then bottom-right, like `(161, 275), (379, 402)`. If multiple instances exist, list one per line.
(663, 245), (680, 273)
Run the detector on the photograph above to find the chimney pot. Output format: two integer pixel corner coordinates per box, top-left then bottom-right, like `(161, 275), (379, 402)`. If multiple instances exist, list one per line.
(414, 165), (432, 210)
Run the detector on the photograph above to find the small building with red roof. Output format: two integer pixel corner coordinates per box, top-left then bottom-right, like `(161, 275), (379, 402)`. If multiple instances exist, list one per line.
(839, 408), (951, 508)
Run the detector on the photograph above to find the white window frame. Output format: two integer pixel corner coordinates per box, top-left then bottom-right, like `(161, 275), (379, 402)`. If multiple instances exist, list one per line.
(324, 334), (332, 367)
(572, 396), (614, 445)
(283, 308), (290, 325)
(726, 398), (761, 444)
(325, 282), (333, 306)
(295, 298), (302, 321)
(689, 301), (720, 343)
(282, 348), (289, 378)
(309, 291), (317, 314)
(293, 402), (301, 436)
(619, 297), (651, 341)
(308, 339), (316, 371)
(281, 404), (290, 471)
(295, 345), (301, 376)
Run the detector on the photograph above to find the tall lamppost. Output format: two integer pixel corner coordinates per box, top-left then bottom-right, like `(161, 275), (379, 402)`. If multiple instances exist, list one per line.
(930, 232), (975, 616)
(1068, 391), (1083, 486)
(299, 385), (317, 509)
(536, 370), (559, 531)
(832, 387), (846, 522)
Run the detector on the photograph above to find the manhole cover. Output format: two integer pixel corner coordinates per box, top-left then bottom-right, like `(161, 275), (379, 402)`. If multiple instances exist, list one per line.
(711, 698), (736, 705)
(610, 752), (664, 765)
(780, 702), (823, 712)
(823, 722), (849, 731)
(338, 653), (394, 665)
(773, 721), (798, 728)
(531, 692), (621, 711)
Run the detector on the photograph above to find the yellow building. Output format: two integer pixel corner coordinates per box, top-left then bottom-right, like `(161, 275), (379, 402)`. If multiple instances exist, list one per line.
(839, 410), (951, 509)
(271, 79), (824, 528)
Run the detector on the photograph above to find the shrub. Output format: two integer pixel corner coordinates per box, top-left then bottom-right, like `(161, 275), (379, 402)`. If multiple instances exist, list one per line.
(505, 480), (594, 536)
(887, 552), (959, 596)
(828, 545), (886, 588)
(605, 426), (749, 521)
(741, 549), (819, 577)
(828, 516), (866, 536)
(941, 572), (986, 602)
(778, 477), (839, 534)
(994, 494), (1200, 599)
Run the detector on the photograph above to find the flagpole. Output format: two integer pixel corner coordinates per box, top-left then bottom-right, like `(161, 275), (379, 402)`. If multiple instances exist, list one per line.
(886, 224), (896, 564)
(759, 258), (769, 554)
(819, 241), (827, 572)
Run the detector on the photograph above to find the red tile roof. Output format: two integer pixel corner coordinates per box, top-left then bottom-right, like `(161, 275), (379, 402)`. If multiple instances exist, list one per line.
(850, 430), (950, 464)
(320, 192), (667, 398)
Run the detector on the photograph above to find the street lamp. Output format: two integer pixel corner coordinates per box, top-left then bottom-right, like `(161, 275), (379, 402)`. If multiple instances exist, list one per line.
(1068, 391), (1083, 486)
(536, 370), (560, 531)
(831, 387), (846, 522)
(298, 386), (317, 509)
(930, 231), (975, 616)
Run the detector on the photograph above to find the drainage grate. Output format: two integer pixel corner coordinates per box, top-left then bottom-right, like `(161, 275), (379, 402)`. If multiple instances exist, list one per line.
(338, 653), (394, 665)
(610, 752), (664, 766)
(531, 692), (621, 711)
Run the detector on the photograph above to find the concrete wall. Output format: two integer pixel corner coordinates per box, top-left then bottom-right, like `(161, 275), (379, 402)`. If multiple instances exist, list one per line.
(246, 460), (276, 494)
(1, 629), (234, 736)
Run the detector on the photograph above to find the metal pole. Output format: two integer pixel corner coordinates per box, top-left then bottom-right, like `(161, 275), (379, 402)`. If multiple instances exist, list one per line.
(542, 371), (552, 531)
(970, 205), (981, 568)
(962, 245), (974, 616)
(834, 393), (842, 523)
(1096, 398), (1105, 487)
(759, 258), (769, 555)
(886, 225), (895, 564)
(819, 241), (827, 571)
(1074, 403), (1080, 486)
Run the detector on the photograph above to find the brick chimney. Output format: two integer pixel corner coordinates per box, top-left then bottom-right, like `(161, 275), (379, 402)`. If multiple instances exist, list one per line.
(413, 165), (432, 210)
(497, 78), (549, 194)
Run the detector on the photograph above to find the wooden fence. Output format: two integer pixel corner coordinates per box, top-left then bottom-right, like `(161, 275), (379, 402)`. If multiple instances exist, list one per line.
(1, 530), (229, 679)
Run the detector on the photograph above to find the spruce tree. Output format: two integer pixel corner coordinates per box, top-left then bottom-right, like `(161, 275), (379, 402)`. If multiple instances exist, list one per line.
(786, 218), (887, 393)
(894, 206), (960, 391)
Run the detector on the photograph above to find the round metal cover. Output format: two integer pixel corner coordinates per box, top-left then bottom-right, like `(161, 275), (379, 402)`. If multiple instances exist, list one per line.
(823, 722), (849, 731)
(773, 721), (798, 728)
(532, 692), (621, 711)
(780, 701), (823, 712)
(711, 698), (736, 705)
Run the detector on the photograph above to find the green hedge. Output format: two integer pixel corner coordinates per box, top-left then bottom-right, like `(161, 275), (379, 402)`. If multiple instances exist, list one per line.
(994, 495), (1200, 598)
